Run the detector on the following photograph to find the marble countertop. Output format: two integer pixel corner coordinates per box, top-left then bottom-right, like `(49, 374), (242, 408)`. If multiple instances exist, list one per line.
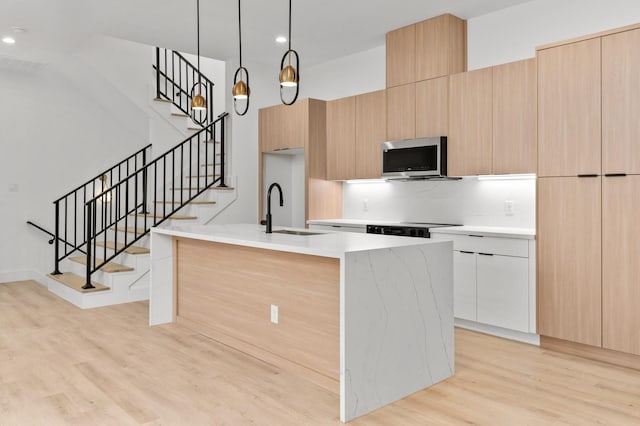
(429, 225), (536, 240)
(152, 223), (446, 258)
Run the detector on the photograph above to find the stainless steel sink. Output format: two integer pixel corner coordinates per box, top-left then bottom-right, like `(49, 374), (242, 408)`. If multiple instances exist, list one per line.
(271, 229), (324, 236)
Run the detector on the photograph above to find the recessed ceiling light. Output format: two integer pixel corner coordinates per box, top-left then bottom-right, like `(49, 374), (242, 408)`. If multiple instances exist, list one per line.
(275, 36), (287, 44)
(2, 37), (16, 44)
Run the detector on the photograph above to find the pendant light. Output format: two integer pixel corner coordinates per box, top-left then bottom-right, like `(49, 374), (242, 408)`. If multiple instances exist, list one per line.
(279, 0), (299, 105)
(95, 175), (112, 204)
(232, 0), (250, 116)
(191, 0), (207, 111)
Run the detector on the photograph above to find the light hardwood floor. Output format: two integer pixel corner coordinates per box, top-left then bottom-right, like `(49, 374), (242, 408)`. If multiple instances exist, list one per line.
(2, 280), (640, 425)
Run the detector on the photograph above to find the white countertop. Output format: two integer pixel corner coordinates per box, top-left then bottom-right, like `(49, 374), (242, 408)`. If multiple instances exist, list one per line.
(429, 225), (535, 240)
(152, 223), (446, 258)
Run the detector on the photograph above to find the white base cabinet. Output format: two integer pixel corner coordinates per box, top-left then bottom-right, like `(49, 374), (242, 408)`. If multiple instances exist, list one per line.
(477, 253), (529, 332)
(431, 230), (536, 337)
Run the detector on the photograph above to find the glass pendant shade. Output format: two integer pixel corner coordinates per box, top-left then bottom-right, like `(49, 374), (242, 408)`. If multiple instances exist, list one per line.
(96, 175), (112, 204)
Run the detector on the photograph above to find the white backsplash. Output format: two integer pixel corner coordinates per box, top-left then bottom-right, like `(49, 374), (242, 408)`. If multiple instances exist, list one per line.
(343, 177), (536, 228)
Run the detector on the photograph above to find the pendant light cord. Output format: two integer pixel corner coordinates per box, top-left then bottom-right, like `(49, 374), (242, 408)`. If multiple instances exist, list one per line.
(197, 0), (202, 86)
(238, 0), (242, 68)
(288, 0), (292, 52)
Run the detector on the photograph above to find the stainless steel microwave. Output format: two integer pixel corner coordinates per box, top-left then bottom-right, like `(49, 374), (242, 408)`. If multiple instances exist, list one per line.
(381, 136), (447, 178)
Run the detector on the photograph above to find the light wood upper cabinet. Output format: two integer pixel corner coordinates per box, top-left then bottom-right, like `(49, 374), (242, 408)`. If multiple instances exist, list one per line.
(259, 103), (306, 152)
(538, 39), (601, 177)
(602, 175), (640, 356)
(355, 90), (386, 179)
(537, 176), (602, 347)
(602, 28), (640, 175)
(448, 68), (493, 176)
(416, 76), (449, 138)
(492, 58), (537, 174)
(415, 14), (466, 81)
(386, 83), (416, 140)
(386, 24), (416, 88)
(326, 97), (356, 181)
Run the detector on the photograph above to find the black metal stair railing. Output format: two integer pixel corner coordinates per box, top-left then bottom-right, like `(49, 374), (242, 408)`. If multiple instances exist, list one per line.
(153, 47), (214, 127)
(51, 144), (152, 275)
(81, 112), (228, 289)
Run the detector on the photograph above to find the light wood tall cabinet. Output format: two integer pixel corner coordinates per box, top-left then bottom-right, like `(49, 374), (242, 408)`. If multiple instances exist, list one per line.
(537, 25), (640, 360)
(386, 14), (466, 88)
(537, 176), (602, 347)
(602, 175), (640, 355)
(448, 67), (493, 176)
(602, 28), (640, 175)
(537, 38), (601, 177)
(258, 99), (342, 223)
(492, 58), (537, 174)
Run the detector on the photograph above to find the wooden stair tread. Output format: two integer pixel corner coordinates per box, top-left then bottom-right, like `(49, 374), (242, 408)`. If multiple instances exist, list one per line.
(132, 213), (197, 220)
(204, 140), (221, 144)
(95, 241), (150, 255)
(171, 186), (234, 191)
(154, 200), (216, 205)
(113, 226), (148, 235)
(171, 112), (189, 117)
(69, 257), (134, 273)
(188, 127), (204, 131)
(186, 174), (220, 178)
(201, 163), (222, 167)
(48, 273), (109, 293)
(153, 98), (171, 103)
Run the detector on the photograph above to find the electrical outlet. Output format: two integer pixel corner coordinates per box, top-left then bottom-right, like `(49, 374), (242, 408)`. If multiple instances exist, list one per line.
(363, 198), (368, 212)
(270, 304), (279, 324)
(504, 200), (514, 216)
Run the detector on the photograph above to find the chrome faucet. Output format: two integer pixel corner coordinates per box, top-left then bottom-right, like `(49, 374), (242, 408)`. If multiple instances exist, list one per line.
(265, 182), (284, 234)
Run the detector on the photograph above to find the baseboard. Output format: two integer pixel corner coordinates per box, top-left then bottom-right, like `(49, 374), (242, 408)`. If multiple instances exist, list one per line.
(455, 318), (540, 346)
(0, 270), (47, 286)
(541, 335), (640, 372)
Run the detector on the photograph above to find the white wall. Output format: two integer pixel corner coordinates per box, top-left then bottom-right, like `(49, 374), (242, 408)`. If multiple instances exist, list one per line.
(0, 64), (145, 279)
(468, 0), (640, 69)
(344, 178), (536, 228)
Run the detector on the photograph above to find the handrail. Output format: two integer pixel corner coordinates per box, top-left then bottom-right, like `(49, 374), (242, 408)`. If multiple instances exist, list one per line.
(27, 220), (86, 254)
(80, 112), (228, 288)
(51, 144), (153, 274)
(54, 144), (152, 203)
(155, 47), (215, 127)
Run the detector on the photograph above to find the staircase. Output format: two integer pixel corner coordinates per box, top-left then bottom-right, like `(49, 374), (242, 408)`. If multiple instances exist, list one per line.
(33, 47), (236, 309)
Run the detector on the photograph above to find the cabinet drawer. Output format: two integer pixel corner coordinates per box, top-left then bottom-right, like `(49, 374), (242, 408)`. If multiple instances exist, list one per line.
(432, 233), (528, 257)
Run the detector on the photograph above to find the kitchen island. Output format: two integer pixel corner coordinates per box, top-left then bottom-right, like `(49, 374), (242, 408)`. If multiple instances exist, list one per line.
(149, 224), (453, 422)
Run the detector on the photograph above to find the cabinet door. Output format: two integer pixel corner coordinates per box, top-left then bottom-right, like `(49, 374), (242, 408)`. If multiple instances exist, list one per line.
(355, 90), (386, 179)
(537, 176), (602, 346)
(415, 14), (466, 81)
(453, 251), (477, 321)
(281, 100), (307, 150)
(493, 58), (537, 174)
(386, 83), (416, 140)
(448, 68), (493, 176)
(477, 254), (529, 332)
(326, 97), (356, 180)
(416, 77), (449, 138)
(259, 106), (282, 152)
(602, 29), (640, 175)
(386, 24), (415, 88)
(538, 39), (601, 177)
(602, 175), (640, 355)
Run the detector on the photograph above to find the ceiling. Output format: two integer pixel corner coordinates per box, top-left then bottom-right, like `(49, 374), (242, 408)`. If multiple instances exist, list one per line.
(0, 0), (534, 68)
